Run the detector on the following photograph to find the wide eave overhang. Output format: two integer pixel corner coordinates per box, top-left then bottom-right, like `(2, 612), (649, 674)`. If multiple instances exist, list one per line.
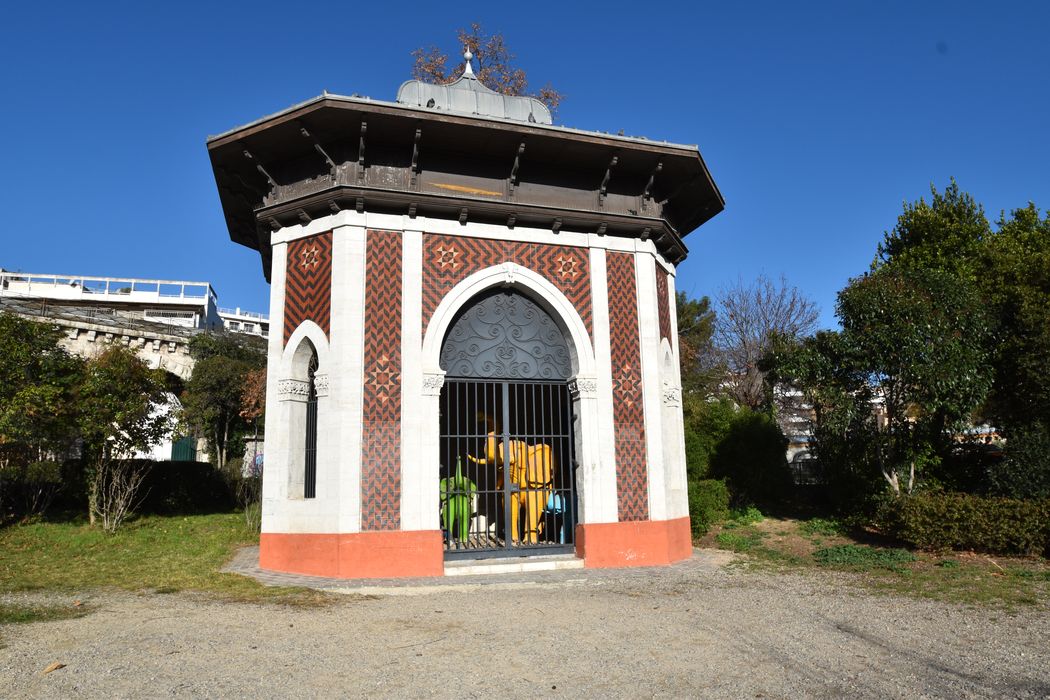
(207, 94), (724, 279)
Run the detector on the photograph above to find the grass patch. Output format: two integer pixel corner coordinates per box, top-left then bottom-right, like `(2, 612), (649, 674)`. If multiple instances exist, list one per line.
(813, 544), (916, 571)
(867, 556), (1050, 608)
(700, 514), (1050, 608)
(0, 513), (328, 605)
(799, 517), (844, 537)
(0, 601), (89, 626)
(716, 530), (764, 552)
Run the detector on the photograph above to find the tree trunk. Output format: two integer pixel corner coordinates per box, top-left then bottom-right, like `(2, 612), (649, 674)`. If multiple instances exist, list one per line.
(221, 421), (230, 472)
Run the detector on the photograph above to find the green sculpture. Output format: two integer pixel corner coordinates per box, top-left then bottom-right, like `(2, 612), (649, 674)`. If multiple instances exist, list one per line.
(439, 458), (476, 543)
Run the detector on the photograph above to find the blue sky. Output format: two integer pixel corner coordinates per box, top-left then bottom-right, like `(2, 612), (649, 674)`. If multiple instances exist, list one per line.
(2, 2), (1047, 328)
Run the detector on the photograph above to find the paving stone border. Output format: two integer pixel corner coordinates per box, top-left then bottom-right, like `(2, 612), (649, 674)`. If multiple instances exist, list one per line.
(222, 545), (735, 593)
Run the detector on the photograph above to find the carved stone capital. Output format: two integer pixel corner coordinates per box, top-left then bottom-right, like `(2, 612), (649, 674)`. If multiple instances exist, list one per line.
(662, 383), (682, 407)
(568, 375), (598, 399)
(422, 371), (446, 396)
(314, 373), (330, 398)
(278, 378), (310, 401)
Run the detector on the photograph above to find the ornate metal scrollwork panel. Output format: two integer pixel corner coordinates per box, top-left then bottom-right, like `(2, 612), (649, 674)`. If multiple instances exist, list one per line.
(439, 290), (572, 380)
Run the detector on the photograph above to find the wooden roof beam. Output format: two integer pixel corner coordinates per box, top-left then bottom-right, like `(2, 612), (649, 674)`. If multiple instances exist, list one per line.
(411, 127), (422, 186)
(242, 149), (277, 190)
(298, 124), (337, 177)
(599, 155), (618, 207)
(508, 142), (525, 198)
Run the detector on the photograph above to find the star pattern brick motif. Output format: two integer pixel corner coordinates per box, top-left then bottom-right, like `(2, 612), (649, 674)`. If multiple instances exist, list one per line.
(299, 245), (321, 269)
(607, 251), (649, 522)
(284, 233), (332, 344)
(556, 255), (580, 280)
(614, 363), (640, 408)
(361, 230), (403, 531)
(435, 245), (459, 269)
(421, 234), (593, 342)
(366, 354), (401, 404)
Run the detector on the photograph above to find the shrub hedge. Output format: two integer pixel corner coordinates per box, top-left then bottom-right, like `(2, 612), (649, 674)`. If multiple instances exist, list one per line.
(2, 459), (235, 522)
(688, 478), (730, 537)
(889, 491), (1050, 556)
(138, 461), (235, 515)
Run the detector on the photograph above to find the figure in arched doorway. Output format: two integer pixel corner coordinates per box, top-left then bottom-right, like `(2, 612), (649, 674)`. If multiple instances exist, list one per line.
(468, 412), (554, 544)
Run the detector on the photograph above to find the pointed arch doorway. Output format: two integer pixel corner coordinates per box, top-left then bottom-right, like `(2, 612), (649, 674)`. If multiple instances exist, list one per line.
(438, 288), (579, 559)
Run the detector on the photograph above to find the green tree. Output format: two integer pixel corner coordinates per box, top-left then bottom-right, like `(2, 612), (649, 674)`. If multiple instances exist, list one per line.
(771, 331), (883, 511)
(676, 291), (719, 397)
(835, 268), (991, 495)
(875, 181), (1050, 438)
(0, 314), (83, 461)
(77, 345), (172, 530)
(0, 313), (84, 517)
(181, 334), (265, 473)
(978, 204), (1050, 433)
(874, 179), (991, 280)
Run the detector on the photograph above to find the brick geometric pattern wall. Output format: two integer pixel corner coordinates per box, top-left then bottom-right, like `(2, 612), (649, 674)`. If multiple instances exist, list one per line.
(421, 234), (592, 342)
(361, 230), (403, 531)
(283, 232), (332, 345)
(607, 251), (650, 521)
(656, 269), (672, 343)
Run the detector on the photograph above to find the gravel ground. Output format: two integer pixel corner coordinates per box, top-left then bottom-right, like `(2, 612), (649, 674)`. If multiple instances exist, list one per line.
(2, 555), (1048, 699)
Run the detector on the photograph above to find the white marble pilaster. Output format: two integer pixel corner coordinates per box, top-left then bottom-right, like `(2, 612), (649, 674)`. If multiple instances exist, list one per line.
(332, 225), (367, 533)
(664, 271), (690, 519)
(400, 229), (428, 531)
(635, 250), (667, 521)
(261, 240), (287, 531)
(588, 247), (619, 524)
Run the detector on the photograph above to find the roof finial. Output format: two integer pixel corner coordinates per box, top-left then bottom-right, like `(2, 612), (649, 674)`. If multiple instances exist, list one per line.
(462, 45), (475, 78)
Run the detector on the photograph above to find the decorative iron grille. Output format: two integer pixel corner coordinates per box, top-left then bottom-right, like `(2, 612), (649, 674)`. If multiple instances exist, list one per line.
(439, 379), (577, 557)
(439, 290), (572, 381)
(438, 289), (578, 557)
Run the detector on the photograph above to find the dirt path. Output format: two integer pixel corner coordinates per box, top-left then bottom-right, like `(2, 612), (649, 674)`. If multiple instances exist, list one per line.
(2, 557), (1048, 698)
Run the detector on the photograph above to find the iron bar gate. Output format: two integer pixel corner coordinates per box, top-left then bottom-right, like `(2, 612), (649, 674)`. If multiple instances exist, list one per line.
(440, 378), (577, 558)
(304, 353), (318, 499)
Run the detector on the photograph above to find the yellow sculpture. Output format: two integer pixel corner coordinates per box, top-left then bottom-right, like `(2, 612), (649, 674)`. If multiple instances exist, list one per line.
(467, 414), (554, 544)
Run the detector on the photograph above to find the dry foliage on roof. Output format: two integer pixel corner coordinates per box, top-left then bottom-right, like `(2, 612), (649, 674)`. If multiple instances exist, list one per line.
(411, 23), (563, 113)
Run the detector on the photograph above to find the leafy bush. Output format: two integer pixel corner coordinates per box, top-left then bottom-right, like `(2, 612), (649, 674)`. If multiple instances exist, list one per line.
(708, 409), (791, 507)
(726, 506), (764, 528)
(813, 544), (916, 569)
(888, 491), (1050, 556)
(138, 461), (235, 515)
(989, 426), (1050, 500)
(688, 478), (730, 537)
(2, 459), (64, 520)
(683, 398), (738, 481)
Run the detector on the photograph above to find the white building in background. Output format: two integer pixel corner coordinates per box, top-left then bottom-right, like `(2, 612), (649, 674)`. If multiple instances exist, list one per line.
(1, 268), (267, 462)
(0, 269), (265, 337)
(218, 307), (270, 338)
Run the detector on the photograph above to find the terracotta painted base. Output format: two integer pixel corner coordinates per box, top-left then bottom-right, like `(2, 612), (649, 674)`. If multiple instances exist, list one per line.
(259, 530), (444, 579)
(575, 517), (692, 568)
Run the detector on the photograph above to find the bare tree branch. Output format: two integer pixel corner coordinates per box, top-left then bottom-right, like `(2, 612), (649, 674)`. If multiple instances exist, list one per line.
(714, 274), (819, 410)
